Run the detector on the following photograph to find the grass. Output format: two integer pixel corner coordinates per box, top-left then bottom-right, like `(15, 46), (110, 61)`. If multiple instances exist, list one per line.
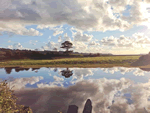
(0, 56), (140, 68)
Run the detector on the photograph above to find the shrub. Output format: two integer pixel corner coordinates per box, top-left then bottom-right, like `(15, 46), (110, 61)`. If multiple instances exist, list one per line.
(0, 80), (33, 113)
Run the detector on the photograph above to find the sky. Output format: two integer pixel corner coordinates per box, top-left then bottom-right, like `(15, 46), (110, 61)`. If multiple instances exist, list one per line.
(0, 0), (150, 55)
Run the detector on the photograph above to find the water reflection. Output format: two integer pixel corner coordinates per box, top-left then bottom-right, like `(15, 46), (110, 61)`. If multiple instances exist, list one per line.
(4, 67), (40, 74)
(61, 68), (73, 78)
(1, 67), (150, 112)
(53, 68), (58, 72)
(140, 68), (150, 72)
(13, 78), (150, 113)
(67, 99), (92, 113)
(101, 67), (147, 76)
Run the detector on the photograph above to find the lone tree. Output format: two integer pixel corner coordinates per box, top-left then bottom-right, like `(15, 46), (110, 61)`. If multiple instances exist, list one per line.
(61, 41), (73, 54)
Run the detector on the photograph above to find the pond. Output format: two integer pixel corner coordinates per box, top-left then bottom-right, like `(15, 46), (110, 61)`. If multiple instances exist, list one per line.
(0, 67), (150, 113)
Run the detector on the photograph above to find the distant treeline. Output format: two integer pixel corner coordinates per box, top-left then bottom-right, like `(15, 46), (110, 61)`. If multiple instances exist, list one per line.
(0, 48), (113, 61)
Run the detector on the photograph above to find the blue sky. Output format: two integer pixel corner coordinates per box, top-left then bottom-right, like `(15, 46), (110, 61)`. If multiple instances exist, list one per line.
(0, 0), (150, 54)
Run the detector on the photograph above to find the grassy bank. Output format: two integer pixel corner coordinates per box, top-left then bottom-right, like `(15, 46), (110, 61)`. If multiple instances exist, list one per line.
(0, 56), (140, 68)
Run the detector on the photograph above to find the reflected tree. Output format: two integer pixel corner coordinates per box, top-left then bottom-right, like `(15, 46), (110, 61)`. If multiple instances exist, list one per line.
(24, 68), (30, 71)
(61, 68), (73, 78)
(4, 67), (37, 74)
(4, 67), (13, 74)
(15, 68), (25, 72)
(32, 68), (40, 71)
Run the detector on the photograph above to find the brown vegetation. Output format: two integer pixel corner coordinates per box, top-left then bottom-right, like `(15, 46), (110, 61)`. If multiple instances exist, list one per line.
(131, 54), (150, 66)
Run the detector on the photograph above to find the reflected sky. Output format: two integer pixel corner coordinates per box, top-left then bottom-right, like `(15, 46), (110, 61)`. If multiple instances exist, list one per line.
(0, 67), (150, 113)
(1, 67), (150, 89)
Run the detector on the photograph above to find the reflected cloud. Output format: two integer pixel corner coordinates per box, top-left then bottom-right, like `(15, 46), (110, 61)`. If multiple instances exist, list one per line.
(6, 76), (44, 90)
(37, 81), (64, 88)
(13, 78), (150, 113)
(53, 75), (64, 82)
(71, 68), (95, 84)
(101, 67), (148, 76)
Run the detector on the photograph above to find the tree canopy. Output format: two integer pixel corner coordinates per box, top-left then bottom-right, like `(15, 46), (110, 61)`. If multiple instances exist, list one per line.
(60, 41), (73, 54)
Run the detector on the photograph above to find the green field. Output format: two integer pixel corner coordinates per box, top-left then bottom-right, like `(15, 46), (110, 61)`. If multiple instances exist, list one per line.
(0, 56), (140, 68)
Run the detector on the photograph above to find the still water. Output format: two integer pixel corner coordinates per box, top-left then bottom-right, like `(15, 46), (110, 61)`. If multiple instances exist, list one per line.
(1, 67), (150, 113)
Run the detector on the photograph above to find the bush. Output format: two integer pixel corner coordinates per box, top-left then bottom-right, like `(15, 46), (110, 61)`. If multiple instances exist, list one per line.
(0, 80), (33, 113)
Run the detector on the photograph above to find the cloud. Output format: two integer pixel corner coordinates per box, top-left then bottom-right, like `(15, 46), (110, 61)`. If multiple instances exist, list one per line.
(7, 42), (32, 50)
(40, 33), (73, 51)
(13, 77), (150, 113)
(0, 0), (149, 34)
(100, 33), (150, 49)
(88, 41), (100, 46)
(53, 30), (63, 36)
(38, 25), (64, 36)
(48, 36), (51, 40)
(121, 1), (150, 26)
(58, 35), (62, 42)
(41, 41), (60, 51)
(145, 0), (150, 3)
(37, 81), (64, 88)
(39, 31), (150, 54)
(8, 43), (23, 50)
(29, 40), (38, 45)
(51, 26), (64, 36)
(63, 33), (71, 42)
(7, 76), (44, 90)
(72, 31), (93, 42)
(0, 22), (43, 36)
(73, 42), (88, 52)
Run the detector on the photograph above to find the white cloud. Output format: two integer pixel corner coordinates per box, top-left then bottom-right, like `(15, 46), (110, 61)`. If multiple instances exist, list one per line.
(29, 40), (38, 45)
(39, 31), (150, 54)
(63, 33), (71, 42)
(41, 33), (73, 51)
(121, 1), (150, 26)
(73, 42), (88, 52)
(40, 25), (65, 37)
(73, 31), (93, 42)
(89, 41), (100, 46)
(145, 0), (150, 3)
(0, 0), (149, 34)
(58, 35), (62, 42)
(41, 41), (60, 51)
(100, 33), (150, 49)
(53, 31), (64, 36)
(7, 42), (30, 50)
(8, 43), (23, 49)
(53, 30), (63, 36)
(0, 22), (43, 36)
